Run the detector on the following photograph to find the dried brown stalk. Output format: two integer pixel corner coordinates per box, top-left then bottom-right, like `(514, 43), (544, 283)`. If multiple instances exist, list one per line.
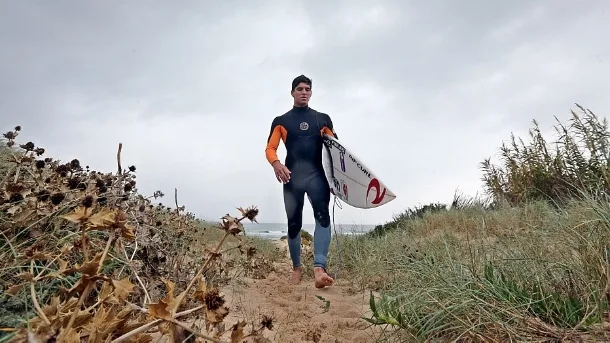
(1, 125), (272, 343)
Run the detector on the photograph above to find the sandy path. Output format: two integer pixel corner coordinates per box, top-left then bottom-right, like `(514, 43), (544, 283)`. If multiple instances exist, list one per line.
(219, 242), (382, 343)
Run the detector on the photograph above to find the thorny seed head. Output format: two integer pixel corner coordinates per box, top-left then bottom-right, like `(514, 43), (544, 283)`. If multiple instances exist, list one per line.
(261, 315), (274, 330)
(204, 288), (225, 311)
(35, 160), (45, 169)
(70, 159), (81, 170)
(129, 165), (136, 172)
(55, 164), (69, 175)
(67, 178), (80, 190)
(239, 206), (260, 222)
(50, 192), (66, 205)
(124, 183), (133, 192)
(82, 195), (94, 208)
(9, 192), (23, 203)
(19, 142), (35, 151)
(3, 131), (16, 140)
(34, 147), (45, 156)
(5, 182), (24, 193)
(36, 190), (51, 202)
(14, 125), (21, 131)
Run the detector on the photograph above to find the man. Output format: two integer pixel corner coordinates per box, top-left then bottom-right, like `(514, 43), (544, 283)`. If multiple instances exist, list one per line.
(265, 75), (336, 288)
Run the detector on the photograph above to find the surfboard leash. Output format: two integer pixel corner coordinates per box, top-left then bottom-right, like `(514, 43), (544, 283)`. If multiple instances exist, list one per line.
(314, 110), (344, 280)
(331, 193), (344, 280)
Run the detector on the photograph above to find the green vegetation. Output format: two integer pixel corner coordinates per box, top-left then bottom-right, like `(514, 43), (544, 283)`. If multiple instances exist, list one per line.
(482, 103), (610, 206)
(329, 104), (610, 342)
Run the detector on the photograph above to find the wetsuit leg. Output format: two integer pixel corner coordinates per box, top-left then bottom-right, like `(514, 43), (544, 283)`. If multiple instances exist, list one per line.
(284, 181), (305, 268)
(305, 172), (332, 269)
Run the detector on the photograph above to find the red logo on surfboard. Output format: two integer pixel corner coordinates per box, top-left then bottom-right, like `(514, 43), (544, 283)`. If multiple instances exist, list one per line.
(366, 178), (386, 205)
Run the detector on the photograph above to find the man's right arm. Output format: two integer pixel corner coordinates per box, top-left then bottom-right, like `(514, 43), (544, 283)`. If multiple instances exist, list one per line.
(266, 117), (291, 183)
(265, 117), (286, 165)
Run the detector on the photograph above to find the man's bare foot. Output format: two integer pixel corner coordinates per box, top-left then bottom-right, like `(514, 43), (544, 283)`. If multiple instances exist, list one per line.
(314, 267), (334, 288)
(289, 267), (302, 284)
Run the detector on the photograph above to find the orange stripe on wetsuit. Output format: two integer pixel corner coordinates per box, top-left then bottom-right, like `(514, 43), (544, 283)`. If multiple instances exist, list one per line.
(320, 126), (335, 138)
(265, 124), (287, 165)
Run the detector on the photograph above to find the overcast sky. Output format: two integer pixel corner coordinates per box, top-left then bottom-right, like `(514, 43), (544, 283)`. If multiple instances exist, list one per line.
(1, 1), (609, 226)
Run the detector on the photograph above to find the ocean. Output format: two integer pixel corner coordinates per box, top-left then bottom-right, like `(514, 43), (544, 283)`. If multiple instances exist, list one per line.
(241, 222), (376, 240)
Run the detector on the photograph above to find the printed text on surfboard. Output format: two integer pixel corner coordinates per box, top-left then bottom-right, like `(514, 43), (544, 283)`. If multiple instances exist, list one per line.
(349, 154), (371, 179)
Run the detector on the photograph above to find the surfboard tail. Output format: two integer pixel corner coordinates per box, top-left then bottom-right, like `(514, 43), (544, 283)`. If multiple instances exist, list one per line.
(365, 178), (396, 208)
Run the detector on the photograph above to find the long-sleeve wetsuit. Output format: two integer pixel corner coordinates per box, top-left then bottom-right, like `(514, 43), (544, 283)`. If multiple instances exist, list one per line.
(265, 105), (337, 268)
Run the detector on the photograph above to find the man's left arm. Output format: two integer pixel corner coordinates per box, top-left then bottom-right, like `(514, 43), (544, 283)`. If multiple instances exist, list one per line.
(321, 113), (338, 139)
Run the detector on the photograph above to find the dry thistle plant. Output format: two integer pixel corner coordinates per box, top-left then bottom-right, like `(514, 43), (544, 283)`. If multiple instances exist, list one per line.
(0, 126), (274, 342)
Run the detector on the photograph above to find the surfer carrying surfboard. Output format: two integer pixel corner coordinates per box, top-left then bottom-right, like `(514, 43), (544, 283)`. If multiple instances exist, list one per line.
(265, 75), (337, 288)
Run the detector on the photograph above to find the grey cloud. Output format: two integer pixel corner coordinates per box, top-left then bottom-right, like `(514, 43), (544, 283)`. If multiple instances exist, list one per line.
(303, 0), (602, 90)
(298, 0), (610, 133)
(1, 0), (609, 224)
(0, 0), (292, 131)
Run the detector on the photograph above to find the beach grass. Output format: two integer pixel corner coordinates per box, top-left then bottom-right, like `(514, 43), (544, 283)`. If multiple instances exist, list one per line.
(327, 197), (610, 341)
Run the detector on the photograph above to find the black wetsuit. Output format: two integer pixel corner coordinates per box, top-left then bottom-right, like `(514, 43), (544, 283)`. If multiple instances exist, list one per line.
(265, 106), (337, 239)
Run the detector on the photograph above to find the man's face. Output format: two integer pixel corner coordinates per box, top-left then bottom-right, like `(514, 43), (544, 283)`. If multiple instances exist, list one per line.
(291, 82), (312, 106)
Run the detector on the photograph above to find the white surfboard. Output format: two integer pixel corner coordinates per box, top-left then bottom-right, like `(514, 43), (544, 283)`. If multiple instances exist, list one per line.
(321, 134), (396, 208)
